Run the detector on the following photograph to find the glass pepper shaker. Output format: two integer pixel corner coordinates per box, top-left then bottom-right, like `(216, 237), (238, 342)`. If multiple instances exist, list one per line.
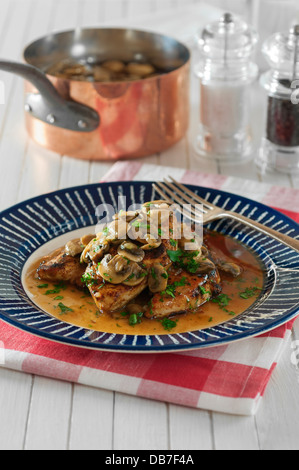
(194, 13), (258, 161)
(257, 25), (299, 173)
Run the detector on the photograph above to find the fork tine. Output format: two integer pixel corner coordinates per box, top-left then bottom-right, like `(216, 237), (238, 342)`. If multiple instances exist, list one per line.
(152, 182), (173, 204)
(162, 179), (209, 213)
(167, 176), (215, 210)
(153, 182), (205, 221)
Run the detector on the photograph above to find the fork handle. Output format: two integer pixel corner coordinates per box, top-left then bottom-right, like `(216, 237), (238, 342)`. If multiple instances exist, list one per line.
(226, 211), (299, 253)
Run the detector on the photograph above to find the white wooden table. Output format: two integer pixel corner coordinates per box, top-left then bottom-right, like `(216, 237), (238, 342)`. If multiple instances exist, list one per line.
(0, 0), (299, 451)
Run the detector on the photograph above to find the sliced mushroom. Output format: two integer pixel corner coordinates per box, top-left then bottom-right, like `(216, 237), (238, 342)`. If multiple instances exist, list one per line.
(125, 62), (155, 77)
(117, 241), (145, 262)
(65, 238), (84, 257)
(113, 210), (139, 223)
(93, 65), (111, 81)
(193, 257), (216, 274)
(180, 250), (216, 274)
(80, 234), (95, 246)
(102, 60), (125, 73)
(216, 260), (242, 277)
(98, 254), (133, 284)
(148, 264), (168, 293)
(80, 238), (110, 263)
(123, 263), (147, 286)
(105, 220), (128, 244)
(140, 235), (162, 250)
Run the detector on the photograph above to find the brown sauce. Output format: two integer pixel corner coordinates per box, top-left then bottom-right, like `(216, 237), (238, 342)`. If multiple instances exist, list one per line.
(24, 232), (265, 335)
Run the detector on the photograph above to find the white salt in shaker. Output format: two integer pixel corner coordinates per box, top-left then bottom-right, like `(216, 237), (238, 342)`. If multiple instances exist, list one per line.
(194, 13), (258, 162)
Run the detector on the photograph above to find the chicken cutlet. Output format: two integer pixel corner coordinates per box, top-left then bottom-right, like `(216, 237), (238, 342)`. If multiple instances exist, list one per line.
(36, 247), (85, 288)
(144, 266), (221, 319)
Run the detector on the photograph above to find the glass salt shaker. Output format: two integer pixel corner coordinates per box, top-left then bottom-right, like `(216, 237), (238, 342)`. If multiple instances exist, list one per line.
(257, 25), (299, 173)
(194, 13), (258, 161)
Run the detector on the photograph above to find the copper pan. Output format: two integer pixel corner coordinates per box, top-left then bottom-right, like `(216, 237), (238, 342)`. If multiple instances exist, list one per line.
(0, 28), (190, 161)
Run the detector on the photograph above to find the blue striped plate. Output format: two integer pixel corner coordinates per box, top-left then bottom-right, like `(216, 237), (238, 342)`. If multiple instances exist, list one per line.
(0, 181), (298, 352)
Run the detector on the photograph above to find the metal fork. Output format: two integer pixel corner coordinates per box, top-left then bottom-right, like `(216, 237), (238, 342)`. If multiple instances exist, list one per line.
(153, 177), (299, 254)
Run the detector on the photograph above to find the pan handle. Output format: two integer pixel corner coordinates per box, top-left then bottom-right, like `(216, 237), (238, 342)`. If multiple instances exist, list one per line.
(0, 60), (100, 132)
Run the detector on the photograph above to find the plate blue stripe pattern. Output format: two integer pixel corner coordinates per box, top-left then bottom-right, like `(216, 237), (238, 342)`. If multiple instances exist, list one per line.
(0, 181), (298, 352)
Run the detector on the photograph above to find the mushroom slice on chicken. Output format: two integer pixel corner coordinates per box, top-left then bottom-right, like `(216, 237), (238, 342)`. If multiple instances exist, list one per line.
(80, 237), (110, 264)
(117, 241), (145, 262)
(98, 254), (134, 284)
(148, 264), (168, 293)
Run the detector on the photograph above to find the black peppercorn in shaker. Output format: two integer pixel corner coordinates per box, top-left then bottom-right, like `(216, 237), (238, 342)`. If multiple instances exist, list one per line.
(257, 26), (299, 173)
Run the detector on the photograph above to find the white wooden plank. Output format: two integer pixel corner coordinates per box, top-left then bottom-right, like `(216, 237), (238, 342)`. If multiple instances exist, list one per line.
(206, 0), (251, 21)
(0, 368), (32, 450)
(0, 0), (34, 137)
(0, 77), (30, 210)
(291, 174), (299, 189)
(103, 0), (128, 21)
(24, 376), (72, 450)
(212, 413), (259, 450)
(126, 0), (155, 18)
(15, 0), (63, 202)
(255, 333), (299, 450)
(79, 0), (103, 26)
(69, 385), (114, 450)
(169, 405), (213, 450)
(17, 143), (61, 202)
(160, 138), (189, 170)
(59, 156), (90, 188)
(113, 393), (168, 450)
(50, 0), (81, 31)
(89, 161), (113, 183)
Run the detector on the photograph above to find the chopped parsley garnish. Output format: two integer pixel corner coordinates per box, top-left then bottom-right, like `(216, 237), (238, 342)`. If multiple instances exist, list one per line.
(129, 312), (143, 326)
(212, 294), (231, 308)
(161, 276), (188, 299)
(151, 268), (157, 279)
(44, 282), (67, 295)
(131, 220), (150, 230)
(81, 272), (98, 286)
(199, 285), (211, 296)
(37, 283), (48, 289)
(167, 249), (184, 263)
(160, 317), (178, 331)
(212, 294), (235, 315)
(57, 302), (73, 314)
(166, 249), (202, 274)
(170, 238), (178, 247)
(239, 286), (261, 299)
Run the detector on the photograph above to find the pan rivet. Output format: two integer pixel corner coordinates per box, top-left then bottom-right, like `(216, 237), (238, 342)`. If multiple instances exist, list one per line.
(78, 119), (87, 129)
(24, 103), (32, 113)
(47, 113), (56, 124)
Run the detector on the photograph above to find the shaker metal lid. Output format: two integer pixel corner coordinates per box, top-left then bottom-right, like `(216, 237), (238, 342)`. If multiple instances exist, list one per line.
(195, 12), (258, 61)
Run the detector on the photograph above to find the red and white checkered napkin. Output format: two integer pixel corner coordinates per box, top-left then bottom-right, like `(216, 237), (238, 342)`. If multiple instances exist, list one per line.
(1, 162), (299, 416)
